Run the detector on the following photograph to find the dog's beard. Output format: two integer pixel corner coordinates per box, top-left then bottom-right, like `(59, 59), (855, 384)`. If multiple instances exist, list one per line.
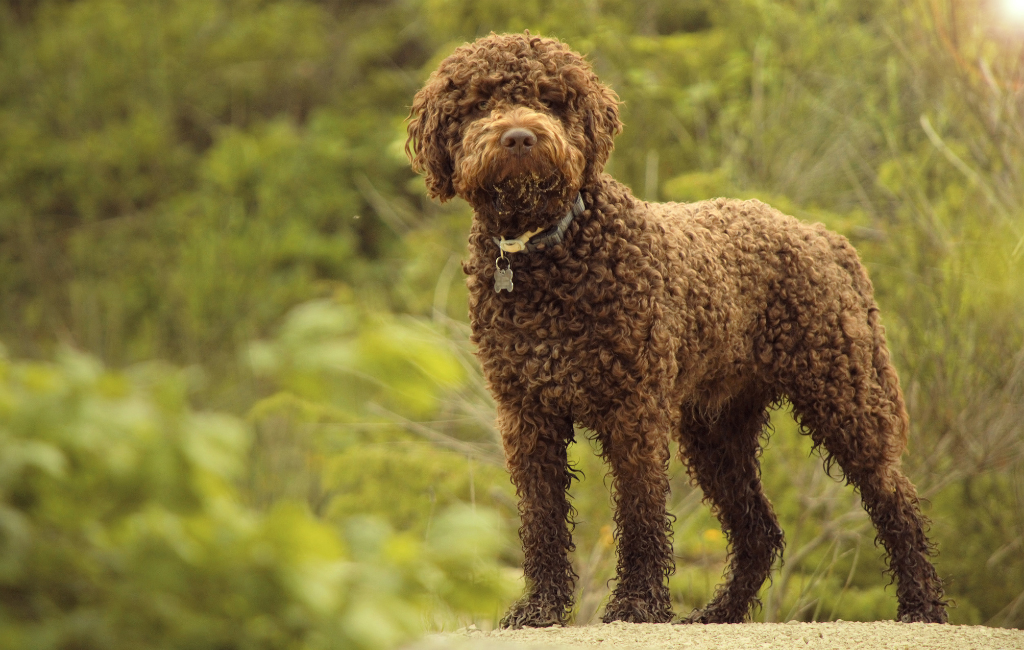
(492, 172), (575, 222)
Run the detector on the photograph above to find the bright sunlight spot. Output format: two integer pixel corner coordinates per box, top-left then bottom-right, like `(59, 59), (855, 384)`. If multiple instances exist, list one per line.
(1004, 0), (1024, 19)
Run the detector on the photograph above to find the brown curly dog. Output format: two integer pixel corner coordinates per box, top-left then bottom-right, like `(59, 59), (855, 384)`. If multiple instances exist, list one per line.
(406, 32), (947, 627)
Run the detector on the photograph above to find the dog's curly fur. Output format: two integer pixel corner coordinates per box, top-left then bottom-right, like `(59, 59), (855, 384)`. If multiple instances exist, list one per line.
(406, 33), (947, 627)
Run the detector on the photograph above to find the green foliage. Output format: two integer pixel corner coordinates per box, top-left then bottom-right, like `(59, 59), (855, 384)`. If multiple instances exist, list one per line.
(248, 299), (464, 416)
(0, 0), (1022, 633)
(0, 0), (411, 387)
(0, 347), (513, 649)
(244, 299), (514, 539)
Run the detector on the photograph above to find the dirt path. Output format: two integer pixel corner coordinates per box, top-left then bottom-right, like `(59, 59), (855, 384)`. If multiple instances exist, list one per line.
(419, 621), (1024, 649)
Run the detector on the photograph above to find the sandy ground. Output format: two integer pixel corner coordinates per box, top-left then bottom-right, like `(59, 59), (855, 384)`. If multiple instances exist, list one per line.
(415, 621), (1024, 650)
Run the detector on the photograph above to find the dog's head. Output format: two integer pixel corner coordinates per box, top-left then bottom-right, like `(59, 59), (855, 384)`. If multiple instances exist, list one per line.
(406, 33), (621, 229)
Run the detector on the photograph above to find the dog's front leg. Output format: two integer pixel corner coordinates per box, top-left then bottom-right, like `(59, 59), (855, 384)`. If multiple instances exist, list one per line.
(600, 408), (676, 624)
(498, 404), (578, 628)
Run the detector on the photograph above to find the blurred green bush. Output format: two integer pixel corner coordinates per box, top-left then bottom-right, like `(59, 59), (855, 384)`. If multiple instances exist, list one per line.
(0, 346), (513, 649)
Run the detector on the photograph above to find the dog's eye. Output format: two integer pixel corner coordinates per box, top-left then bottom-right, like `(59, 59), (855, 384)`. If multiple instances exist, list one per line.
(540, 98), (555, 109)
(476, 101), (489, 111)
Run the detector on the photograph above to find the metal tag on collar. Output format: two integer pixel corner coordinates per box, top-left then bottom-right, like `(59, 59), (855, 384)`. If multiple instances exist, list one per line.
(494, 253), (514, 293)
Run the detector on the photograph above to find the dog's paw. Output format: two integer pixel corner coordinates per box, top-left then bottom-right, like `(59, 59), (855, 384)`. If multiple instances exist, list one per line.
(674, 605), (746, 624)
(675, 608), (707, 624)
(499, 597), (567, 629)
(898, 604), (948, 624)
(601, 595), (674, 624)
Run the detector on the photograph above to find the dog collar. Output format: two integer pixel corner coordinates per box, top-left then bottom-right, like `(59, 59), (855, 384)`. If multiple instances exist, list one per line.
(492, 193), (585, 254)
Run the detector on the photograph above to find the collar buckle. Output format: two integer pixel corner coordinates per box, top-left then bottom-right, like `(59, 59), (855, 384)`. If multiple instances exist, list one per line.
(498, 229), (542, 254)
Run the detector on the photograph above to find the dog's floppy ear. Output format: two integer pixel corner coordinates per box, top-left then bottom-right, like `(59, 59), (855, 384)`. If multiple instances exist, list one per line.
(406, 76), (456, 202)
(580, 81), (622, 179)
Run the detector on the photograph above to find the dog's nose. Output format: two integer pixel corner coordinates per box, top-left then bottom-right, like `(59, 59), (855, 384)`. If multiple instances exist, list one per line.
(501, 127), (537, 152)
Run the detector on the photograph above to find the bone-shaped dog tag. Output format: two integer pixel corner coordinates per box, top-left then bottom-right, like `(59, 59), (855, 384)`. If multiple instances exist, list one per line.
(494, 258), (514, 293)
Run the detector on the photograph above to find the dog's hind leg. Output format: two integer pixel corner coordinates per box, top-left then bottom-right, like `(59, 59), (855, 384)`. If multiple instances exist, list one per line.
(784, 302), (947, 623)
(852, 462), (947, 623)
(786, 326), (947, 623)
(498, 406), (579, 628)
(599, 407), (676, 624)
(677, 391), (785, 624)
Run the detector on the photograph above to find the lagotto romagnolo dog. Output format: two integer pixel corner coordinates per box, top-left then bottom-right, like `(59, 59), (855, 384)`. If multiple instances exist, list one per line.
(405, 32), (947, 627)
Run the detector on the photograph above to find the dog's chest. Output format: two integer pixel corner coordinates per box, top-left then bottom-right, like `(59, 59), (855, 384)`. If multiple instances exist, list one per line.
(468, 258), (658, 414)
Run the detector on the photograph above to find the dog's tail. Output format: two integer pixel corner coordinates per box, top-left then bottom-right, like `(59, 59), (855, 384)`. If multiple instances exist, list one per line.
(830, 230), (911, 453)
(867, 302), (911, 450)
